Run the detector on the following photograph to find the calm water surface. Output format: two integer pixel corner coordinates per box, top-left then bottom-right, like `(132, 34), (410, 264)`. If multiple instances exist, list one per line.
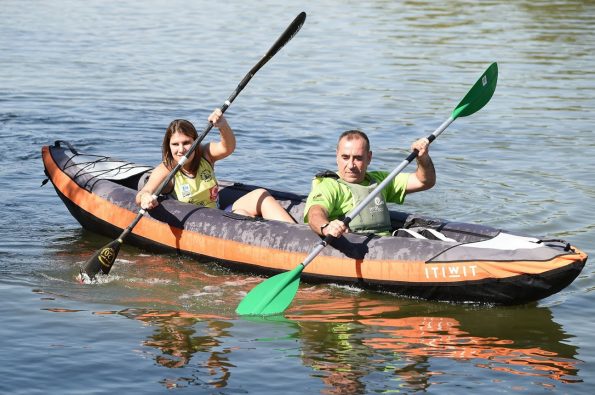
(1, 0), (594, 393)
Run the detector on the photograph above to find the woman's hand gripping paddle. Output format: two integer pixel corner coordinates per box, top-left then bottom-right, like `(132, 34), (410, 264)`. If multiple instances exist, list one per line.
(235, 62), (498, 315)
(80, 12), (307, 282)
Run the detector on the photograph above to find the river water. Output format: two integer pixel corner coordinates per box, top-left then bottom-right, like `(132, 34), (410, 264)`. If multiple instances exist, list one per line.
(1, 0), (594, 393)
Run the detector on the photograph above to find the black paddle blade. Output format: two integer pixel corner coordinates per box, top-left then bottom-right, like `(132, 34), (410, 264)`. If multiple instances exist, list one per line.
(267, 12), (306, 59)
(230, 12), (307, 105)
(81, 239), (122, 280)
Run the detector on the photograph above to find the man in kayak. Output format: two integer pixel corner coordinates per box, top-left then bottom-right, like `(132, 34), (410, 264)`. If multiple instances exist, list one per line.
(304, 130), (435, 237)
(136, 109), (296, 223)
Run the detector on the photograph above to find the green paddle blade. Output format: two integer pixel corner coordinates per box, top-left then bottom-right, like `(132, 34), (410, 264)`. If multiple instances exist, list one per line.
(452, 62), (498, 119)
(236, 265), (304, 316)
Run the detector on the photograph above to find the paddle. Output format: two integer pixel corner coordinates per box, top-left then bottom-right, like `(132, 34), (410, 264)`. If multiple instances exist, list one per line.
(80, 12), (307, 282)
(236, 62), (499, 315)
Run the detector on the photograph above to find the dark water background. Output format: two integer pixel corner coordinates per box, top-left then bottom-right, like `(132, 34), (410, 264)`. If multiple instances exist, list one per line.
(1, 0), (594, 393)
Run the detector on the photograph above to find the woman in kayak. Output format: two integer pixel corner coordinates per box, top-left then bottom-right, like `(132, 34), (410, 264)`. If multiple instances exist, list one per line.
(136, 108), (296, 223)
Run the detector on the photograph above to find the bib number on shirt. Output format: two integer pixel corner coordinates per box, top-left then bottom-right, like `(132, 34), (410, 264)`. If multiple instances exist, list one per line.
(180, 183), (192, 198)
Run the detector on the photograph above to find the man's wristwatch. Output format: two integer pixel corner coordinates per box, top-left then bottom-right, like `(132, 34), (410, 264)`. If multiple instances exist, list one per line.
(320, 223), (330, 236)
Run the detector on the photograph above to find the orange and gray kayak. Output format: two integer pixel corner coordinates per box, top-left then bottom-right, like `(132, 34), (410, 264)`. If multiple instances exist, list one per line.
(42, 141), (587, 305)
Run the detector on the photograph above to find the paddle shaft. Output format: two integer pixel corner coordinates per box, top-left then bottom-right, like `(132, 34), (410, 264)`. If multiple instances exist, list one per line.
(110, 13), (307, 246)
(300, 115), (455, 270)
(81, 12), (306, 278)
(300, 63), (500, 264)
(235, 62), (497, 315)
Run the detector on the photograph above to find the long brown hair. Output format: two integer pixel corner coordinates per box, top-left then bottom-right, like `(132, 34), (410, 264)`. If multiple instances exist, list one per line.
(161, 119), (201, 171)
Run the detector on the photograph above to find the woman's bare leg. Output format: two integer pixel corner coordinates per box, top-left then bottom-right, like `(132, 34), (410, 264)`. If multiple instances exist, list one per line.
(232, 188), (296, 223)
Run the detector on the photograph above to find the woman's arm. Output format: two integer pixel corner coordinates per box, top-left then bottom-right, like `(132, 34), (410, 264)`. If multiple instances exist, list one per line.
(135, 163), (171, 210)
(205, 108), (236, 164)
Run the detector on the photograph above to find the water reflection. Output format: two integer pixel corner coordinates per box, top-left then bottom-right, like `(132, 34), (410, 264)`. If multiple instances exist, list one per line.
(36, 230), (587, 392)
(113, 309), (233, 389)
(286, 296), (581, 392)
(90, 294), (580, 392)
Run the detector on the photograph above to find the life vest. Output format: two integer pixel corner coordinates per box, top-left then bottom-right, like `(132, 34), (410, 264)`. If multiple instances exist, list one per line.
(337, 177), (392, 234)
(317, 171), (392, 234)
(172, 158), (218, 208)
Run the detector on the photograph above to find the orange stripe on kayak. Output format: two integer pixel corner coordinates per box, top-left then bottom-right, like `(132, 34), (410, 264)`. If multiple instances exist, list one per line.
(43, 146), (142, 231)
(285, 252), (585, 283)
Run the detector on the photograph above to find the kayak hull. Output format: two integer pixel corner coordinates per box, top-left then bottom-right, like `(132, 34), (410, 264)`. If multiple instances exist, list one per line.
(42, 141), (588, 305)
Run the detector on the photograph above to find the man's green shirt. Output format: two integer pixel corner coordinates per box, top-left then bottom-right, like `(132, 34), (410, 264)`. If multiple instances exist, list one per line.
(304, 171), (410, 223)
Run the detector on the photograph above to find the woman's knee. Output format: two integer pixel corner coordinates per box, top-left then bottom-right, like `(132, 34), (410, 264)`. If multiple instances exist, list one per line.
(233, 189), (266, 214)
(250, 188), (271, 199)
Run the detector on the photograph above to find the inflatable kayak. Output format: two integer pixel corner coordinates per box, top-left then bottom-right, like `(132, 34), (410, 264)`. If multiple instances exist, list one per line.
(42, 141), (587, 305)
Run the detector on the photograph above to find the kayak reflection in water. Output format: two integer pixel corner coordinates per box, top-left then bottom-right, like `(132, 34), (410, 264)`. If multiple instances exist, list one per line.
(285, 294), (581, 392)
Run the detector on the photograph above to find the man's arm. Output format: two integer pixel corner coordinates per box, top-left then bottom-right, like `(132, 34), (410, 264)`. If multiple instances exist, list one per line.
(306, 205), (348, 238)
(406, 137), (436, 193)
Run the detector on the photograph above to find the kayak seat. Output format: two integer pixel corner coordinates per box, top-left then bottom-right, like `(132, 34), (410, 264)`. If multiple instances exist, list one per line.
(137, 170), (152, 190)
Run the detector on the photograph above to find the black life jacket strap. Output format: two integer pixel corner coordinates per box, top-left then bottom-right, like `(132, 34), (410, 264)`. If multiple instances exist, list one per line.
(314, 170), (339, 179)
